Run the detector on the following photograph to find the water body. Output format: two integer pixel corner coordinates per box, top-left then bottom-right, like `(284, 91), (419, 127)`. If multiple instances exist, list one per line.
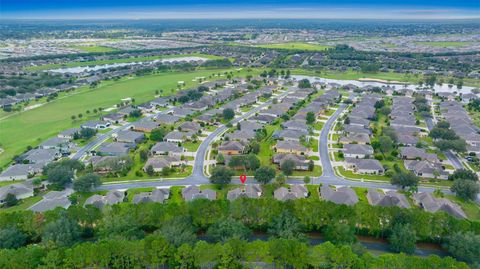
(292, 75), (476, 95)
(48, 56), (208, 74)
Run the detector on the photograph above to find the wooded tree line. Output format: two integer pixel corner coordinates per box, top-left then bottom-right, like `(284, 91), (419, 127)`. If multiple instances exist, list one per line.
(0, 196), (478, 267)
(0, 235), (471, 269)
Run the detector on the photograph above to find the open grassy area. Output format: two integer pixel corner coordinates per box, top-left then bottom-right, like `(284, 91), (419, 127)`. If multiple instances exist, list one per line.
(0, 195), (43, 212)
(0, 68), (256, 168)
(414, 41), (473, 47)
(69, 45), (118, 53)
(254, 42), (331, 51)
(24, 53), (224, 71)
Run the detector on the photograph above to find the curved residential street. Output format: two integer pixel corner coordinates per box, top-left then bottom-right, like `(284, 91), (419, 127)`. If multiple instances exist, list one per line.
(99, 92), (452, 195)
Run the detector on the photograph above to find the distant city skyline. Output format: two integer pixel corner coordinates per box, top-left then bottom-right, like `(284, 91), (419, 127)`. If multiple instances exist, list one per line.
(1, 0), (479, 20)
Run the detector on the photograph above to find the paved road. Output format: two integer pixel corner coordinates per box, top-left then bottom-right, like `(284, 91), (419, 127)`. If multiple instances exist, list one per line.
(424, 116), (464, 169)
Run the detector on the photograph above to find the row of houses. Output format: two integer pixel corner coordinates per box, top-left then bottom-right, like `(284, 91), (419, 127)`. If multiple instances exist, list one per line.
(341, 94), (385, 175)
(80, 184), (466, 219)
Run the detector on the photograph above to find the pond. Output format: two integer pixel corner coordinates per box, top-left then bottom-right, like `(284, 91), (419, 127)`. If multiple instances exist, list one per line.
(48, 56), (209, 74)
(292, 75), (476, 95)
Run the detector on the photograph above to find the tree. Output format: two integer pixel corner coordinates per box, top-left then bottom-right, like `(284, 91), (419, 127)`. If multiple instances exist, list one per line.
(379, 106), (391, 116)
(449, 168), (478, 181)
(47, 166), (73, 188)
(73, 173), (101, 193)
(388, 223), (416, 254)
(139, 149), (149, 162)
(4, 193), (18, 207)
(216, 153), (225, 164)
(374, 100), (385, 109)
(303, 176), (311, 184)
(451, 179), (479, 201)
(0, 227), (27, 249)
(276, 173), (286, 185)
(444, 231), (480, 266)
(248, 141), (260, 154)
(323, 223), (357, 245)
(42, 214), (81, 248)
(306, 112), (316, 125)
(159, 216), (197, 247)
(206, 218), (251, 243)
(222, 108), (235, 121)
(209, 166), (234, 188)
(146, 165), (155, 176)
(298, 79), (311, 88)
(150, 127), (167, 142)
(391, 172), (418, 190)
(378, 136), (394, 154)
(254, 166), (276, 184)
(98, 214), (143, 240)
(268, 211), (305, 241)
(78, 128), (96, 140)
(280, 160), (295, 177)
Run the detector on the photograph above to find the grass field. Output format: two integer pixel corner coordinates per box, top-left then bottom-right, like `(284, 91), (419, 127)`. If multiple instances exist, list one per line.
(254, 42), (331, 51)
(24, 53), (224, 71)
(69, 45), (118, 53)
(0, 68), (256, 168)
(414, 41), (473, 47)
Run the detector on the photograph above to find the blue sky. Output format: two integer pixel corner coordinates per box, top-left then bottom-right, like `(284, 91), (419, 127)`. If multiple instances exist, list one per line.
(1, 0), (479, 19)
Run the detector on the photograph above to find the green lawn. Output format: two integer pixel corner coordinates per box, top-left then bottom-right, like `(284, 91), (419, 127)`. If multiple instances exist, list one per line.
(183, 140), (201, 152)
(414, 41), (473, 48)
(69, 45), (118, 53)
(254, 42), (331, 51)
(0, 68), (256, 168)
(24, 53), (224, 71)
(0, 195), (43, 212)
(337, 167), (391, 182)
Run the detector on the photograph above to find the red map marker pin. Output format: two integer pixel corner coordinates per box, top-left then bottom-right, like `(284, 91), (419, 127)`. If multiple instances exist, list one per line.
(240, 174), (247, 184)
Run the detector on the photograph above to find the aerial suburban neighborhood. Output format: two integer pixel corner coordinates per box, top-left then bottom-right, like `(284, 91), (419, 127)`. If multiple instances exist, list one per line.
(0, 2), (479, 268)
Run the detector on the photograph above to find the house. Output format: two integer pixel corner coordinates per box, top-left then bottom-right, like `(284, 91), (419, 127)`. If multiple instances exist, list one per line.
(97, 142), (133, 156)
(320, 185), (359, 205)
(81, 120), (110, 130)
(0, 164), (44, 181)
(39, 137), (71, 150)
(227, 185), (262, 200)
(164, 130), (195, 143)
(274, 185), (308, 201)
(29, 189), (72, 212)
(239, 121), (263, 132)
(218, 141), (246, 155)
(274, 141), (308, 155)
(272, 129), (308, 142)
(113, 130), (145, 144)
(281, 120), (308, 131)
(399, 147), (439, 162)
(343, 144), (374, 159)
(0, 183), (34, 205)
(344, 158), (384, 174)
(182, 185), (216, 201)
(404, 160), (448, 179)
(143, 156), (182, 172)
(84, 190), (125, 209)
(88, 156), (124, 174)
(23, 148), (59, 164)
(413, 192), (466, 219)
(102, 113), (125, 124)
(251, 114), (276, 124)
(367, 189), (410, 208)
(397, 135), (419, 146)
(179, 121), (201, 132)
(343, 125), (373, 136)
(154, 114), (180, 125)
(118, 106), (137, 116)
(151, 97), (170, 107)
(171, 107), (195, 118)
(339, 133), (371, 145)
(131, 120), (159, 133)
(273, 154), (309, 170)
(347, 116), (370, 127)
(151, 142), (184, 156)
(133, 189), (170, 204)
(226, 129), (256, 142)
(58, 128), (81, 140)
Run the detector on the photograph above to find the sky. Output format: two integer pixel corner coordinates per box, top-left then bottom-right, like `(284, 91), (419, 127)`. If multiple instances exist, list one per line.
(1, 0), (479, 20)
